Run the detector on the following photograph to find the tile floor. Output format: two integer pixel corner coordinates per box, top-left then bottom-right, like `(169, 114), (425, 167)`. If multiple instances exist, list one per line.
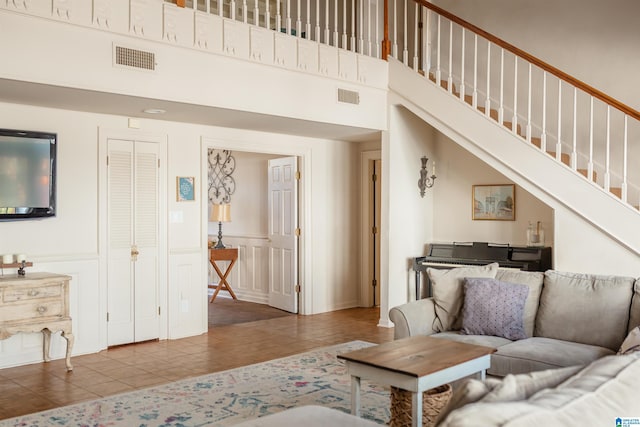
(0, 304), (392, 420)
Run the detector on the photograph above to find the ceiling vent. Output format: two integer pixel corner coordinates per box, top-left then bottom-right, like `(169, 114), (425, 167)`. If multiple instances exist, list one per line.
(337, 88), (360, 105)
(113, 45), (156, 71)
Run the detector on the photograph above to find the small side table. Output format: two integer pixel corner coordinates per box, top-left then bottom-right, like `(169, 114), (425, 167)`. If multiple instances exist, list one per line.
(209, 247), (239, 302)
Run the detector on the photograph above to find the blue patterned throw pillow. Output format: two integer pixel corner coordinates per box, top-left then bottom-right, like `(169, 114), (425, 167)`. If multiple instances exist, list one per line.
(461, 278), (529, 340)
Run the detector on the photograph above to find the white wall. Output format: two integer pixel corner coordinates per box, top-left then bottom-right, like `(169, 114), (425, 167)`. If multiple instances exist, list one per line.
(381, 105), (436, 325)
(0, 101), (365, 367)
(434, 0), (640, 111)
(207, 151), (281, 238)
(433, 133), (555, 247)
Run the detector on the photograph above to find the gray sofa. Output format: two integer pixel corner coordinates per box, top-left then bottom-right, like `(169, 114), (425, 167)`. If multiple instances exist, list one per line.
(389, 264), (640, 376)
(435, 353), (640, 426)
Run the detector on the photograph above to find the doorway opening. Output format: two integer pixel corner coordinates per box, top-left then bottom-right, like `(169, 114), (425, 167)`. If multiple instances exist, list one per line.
(202, 145), (305, 326)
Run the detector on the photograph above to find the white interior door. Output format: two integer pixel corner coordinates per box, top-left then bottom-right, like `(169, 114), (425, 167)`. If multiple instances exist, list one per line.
(268, 156), (298, 313)
(107, 139), (160, 346)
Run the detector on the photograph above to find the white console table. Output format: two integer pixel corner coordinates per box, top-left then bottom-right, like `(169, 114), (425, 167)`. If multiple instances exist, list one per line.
(0, 272), (74, 371)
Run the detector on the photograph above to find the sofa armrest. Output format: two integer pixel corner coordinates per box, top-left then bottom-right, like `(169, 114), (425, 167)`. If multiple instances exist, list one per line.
(389, 298), (438, 340)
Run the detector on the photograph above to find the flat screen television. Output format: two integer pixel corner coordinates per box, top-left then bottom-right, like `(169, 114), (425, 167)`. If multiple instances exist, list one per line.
(0, 128), (57, 220)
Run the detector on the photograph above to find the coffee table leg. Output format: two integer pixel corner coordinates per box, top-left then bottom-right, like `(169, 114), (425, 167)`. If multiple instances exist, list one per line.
(412, 391), (422, 427)
(478, 369), (486, 381)
(350, 375), (361, 416)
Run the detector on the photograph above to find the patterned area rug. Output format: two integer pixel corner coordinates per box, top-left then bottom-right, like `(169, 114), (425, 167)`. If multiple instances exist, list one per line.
(2, 341), (390, 426)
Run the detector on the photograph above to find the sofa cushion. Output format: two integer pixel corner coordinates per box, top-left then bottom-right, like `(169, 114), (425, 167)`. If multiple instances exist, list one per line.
(488, 337), (615, 376)
(436, 365), (581, 425)
(461, 278), (529, 340)
(437, 354), (640, 427)
(535, 270), (634, 350)
(495, 270), (543, 337)
(428, 263), (499, 332)
(629, 278), (640, 331)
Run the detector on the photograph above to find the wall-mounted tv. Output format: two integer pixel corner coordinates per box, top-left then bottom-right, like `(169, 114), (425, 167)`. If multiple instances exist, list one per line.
(0, 128), (57, 220)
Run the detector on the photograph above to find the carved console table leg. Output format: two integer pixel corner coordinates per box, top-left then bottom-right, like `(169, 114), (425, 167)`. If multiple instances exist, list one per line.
(62, 330), (74, 371)
(42, 328), (52, 362)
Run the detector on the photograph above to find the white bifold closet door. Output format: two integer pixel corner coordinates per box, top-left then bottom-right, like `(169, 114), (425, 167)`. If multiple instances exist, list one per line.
(107, 139), (160, 346)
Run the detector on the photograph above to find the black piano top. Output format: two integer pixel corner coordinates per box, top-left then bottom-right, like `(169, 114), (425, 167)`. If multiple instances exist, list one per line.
(415, 242), (552, 272)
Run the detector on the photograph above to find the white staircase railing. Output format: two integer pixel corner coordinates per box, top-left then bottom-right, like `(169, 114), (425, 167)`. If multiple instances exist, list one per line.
(384, 0), (640, 211)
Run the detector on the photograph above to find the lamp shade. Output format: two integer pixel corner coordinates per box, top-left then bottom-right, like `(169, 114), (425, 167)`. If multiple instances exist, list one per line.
(210, 203), (231, 222)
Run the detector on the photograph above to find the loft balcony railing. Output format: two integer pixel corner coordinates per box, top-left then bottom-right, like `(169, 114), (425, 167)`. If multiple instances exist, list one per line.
(171, 0), (640, 211)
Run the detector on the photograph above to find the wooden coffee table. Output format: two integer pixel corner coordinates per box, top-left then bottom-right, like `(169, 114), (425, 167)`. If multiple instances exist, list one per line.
(337, 336), (495, 427)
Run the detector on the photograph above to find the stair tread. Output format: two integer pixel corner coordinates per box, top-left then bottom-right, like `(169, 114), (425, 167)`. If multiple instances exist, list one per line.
(546, 151), (571, 166)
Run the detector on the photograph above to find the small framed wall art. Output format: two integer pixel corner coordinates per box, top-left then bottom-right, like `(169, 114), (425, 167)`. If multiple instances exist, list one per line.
(177, 176), (195, 201)
(472, 184), (515, 221)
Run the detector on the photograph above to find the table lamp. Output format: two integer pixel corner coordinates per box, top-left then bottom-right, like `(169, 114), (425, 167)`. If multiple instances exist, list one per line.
(210, 203), (231, 249)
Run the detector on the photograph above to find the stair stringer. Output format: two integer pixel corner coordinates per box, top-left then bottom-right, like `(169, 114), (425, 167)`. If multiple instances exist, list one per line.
(388, 58), (640, 257)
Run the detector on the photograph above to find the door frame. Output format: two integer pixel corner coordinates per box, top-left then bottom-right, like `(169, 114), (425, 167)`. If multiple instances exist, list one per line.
(98, 127), (169, 349)
(200, 137), (311, 320)
(359, 150), (381, 307)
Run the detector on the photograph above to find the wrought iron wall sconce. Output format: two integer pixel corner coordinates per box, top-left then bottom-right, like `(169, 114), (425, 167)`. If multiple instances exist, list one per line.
(418, 156), (436, 197)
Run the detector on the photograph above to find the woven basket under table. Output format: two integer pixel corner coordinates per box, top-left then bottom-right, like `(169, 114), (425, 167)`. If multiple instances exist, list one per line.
(389, 384), (453, 427)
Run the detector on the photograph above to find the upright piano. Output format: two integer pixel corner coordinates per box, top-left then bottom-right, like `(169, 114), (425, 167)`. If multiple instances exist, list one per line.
(413, 242), (552, 299)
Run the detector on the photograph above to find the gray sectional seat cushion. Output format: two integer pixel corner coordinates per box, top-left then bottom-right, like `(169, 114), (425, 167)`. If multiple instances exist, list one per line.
(437, 354), (640, 427)
(535, 270), (635, 350)
(489, 337), (615, 376)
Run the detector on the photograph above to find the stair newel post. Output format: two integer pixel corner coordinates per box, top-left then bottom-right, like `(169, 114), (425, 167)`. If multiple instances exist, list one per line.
(413, 2), (419, 71)
(333, 0), (338, 46)
(622, 115), (629, 203)
(588, 96), (594, 183)
(447, 19), (453, 93)
(498, 48), (504, 125)
(218, 0), (223, 17)
(541, 71), (547, 152)
(571, 87), (578, 170)
(435, 14), (441, 85)
(484, 41), (491, 116)
(526, 63), (532, 143)
(402, 0), (408, 65)
(605, 106), (611, 191)
(556, 79), (563, 163)
(459, 27), (465, 101)
(512, 56), (518, 134)
(472, 33), (477, 108)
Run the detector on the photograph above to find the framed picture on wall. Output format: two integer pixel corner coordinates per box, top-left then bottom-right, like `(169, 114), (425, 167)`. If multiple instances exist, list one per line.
(177, 176), (195, 201)
(472, 184), (515, 220)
